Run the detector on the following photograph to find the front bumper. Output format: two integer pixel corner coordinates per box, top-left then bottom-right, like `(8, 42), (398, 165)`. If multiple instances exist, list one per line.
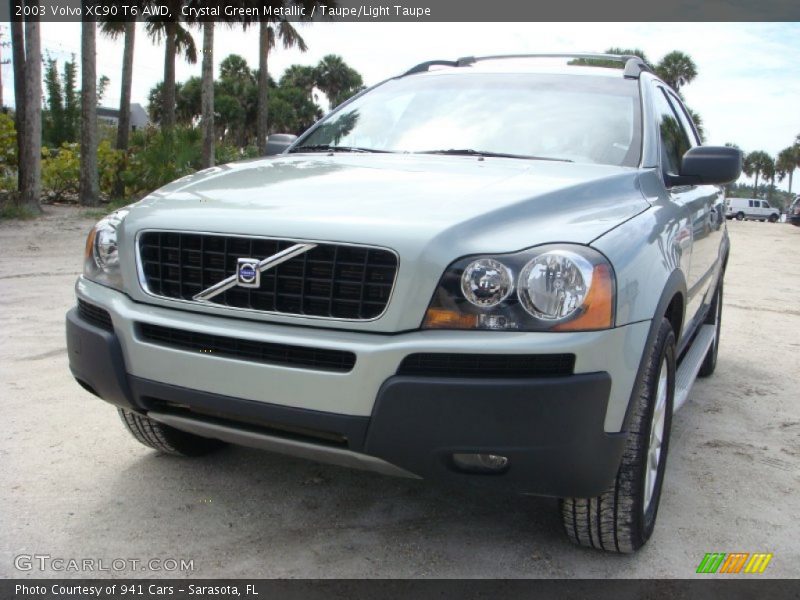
(68, 278), (649, 497)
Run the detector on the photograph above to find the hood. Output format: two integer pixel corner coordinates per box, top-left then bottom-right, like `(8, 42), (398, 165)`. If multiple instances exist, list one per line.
(127, 153), (647, 251)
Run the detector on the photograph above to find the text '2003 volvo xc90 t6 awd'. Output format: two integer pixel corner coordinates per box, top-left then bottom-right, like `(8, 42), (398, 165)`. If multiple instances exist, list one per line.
(67, 54), (742, 553)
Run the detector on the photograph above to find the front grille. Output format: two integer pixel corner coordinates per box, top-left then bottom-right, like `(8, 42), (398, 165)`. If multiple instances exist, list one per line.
(77, 300), (113, 331)
(397, 353), (575, 378)
(137, 322), (356, 373)
(138, 231), (398, 320)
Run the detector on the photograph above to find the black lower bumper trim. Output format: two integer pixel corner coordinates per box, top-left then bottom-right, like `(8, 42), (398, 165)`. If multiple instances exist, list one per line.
(365, 375), (625, 497)
(67, 305), (626, 497)
(67, 308), (133, 408)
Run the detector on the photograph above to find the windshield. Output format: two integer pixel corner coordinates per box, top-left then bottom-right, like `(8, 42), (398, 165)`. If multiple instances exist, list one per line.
(293, 72), (642, 167)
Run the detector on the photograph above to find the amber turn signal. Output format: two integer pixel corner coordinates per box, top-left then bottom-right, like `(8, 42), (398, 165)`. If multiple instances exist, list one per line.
(422, 308), (479, 330)
(84, 226), (97, 262)
(552, 264), (614, 331)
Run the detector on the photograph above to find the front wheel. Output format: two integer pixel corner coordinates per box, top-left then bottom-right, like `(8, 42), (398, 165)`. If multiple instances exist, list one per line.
(735, 212), (745, 221)
(769, 214), (779, 223)
(118, 409), (226, 456)
(560, 318), (675, 553)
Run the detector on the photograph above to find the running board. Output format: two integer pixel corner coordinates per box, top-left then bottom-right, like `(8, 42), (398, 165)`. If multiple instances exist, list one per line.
(673, 324), (715, 413)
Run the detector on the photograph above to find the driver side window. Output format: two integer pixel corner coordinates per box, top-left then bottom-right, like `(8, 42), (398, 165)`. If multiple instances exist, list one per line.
(653, 87), (692, 178)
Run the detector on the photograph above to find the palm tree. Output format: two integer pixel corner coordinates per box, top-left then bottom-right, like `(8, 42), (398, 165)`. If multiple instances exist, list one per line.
(146, 16), (197, 130)
(257, 20), (307, 155)
(315, 54), (364, 108)
(280, 64), (317, 102)
(743, 151), (775, 198)
(655, 51), (698, 92)
(80, 20), (100, 206)
(17, 17), (42, 213)
(9, 19), (26, 193)
(776, 146), (799, 194)
(100, 21), (136, 153)
(201, 21), (214, 168)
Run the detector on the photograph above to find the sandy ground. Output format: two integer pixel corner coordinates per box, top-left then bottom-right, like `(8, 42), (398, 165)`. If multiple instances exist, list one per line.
(0, 205), (798, 579)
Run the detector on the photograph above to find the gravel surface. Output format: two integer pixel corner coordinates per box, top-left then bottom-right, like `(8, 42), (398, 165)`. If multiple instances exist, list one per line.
(1, 206), (798, 578)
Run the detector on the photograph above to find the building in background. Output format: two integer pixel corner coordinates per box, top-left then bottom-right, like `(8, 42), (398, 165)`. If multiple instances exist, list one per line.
(97, 103), (149, 131)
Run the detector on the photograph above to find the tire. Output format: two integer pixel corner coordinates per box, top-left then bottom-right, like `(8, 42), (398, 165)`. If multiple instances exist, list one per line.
(735, 212), (745, 221)
(118, 408), (226, 456)
(698, 283), (723, 377)
(560, 318), (675, 553)
(769, 214), (778, 223)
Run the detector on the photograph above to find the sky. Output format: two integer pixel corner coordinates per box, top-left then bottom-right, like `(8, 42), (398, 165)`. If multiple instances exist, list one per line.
(1, 22), (799, 189)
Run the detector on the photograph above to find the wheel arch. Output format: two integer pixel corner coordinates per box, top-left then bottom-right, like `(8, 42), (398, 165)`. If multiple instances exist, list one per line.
(621, 269), (686, 431)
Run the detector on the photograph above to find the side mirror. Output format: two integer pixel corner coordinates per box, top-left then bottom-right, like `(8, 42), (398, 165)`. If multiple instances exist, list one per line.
(669, 146), (742, 187)
(265, 133), (298, 155)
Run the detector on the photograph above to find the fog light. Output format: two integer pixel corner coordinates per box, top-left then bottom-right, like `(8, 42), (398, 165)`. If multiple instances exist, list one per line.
(452, 453), (509, 474)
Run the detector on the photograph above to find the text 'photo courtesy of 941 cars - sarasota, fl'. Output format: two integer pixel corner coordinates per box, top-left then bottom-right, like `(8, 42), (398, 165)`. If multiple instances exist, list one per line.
(67, 54), (742, 553)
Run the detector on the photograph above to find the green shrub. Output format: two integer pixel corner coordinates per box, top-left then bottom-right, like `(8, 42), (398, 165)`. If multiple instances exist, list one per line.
(98, 140), (124, 197)
(42, 143), (80, 201)
(122, 126), (202, 196)
(40, 140), (123, 202)
(215, 144), (241, 165)
(0, 113), (17, 189)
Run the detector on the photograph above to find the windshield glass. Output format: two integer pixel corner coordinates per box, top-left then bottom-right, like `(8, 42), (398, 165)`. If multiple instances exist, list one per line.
(294, 72), (642, 167)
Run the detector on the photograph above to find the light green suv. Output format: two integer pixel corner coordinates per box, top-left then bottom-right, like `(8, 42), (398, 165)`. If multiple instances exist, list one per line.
(67, 54), (742, 552)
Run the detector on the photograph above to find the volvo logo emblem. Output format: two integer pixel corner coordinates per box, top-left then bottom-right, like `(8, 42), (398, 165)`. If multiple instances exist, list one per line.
(193, 243), (317, 303)
(236, 258), (261, 288)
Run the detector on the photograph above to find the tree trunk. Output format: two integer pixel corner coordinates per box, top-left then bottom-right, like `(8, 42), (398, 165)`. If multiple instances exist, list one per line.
(80, 20), (100, 206)
(201, 22), (214, 169)
(754, 172), (759, 198)
(112, 22), (135, 199)
(20, 17), (42, 213)
(788, 171), (793, 195)
(116, 22), (135, 151)
(10, 19), (26, 192)
(257, 21), (269, 155)
(162, 21), (177, 131)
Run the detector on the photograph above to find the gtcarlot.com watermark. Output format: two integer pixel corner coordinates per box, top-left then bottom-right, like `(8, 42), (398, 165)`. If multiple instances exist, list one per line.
(14, 553), (194, 573)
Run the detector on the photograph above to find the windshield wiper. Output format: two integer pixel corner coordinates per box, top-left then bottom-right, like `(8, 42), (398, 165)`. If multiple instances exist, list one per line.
(414, 149), (573, 162)
(290, 144), (389, 154)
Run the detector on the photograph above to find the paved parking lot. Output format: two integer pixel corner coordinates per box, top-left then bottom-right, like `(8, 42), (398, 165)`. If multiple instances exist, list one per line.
(1, 207), (798, 578)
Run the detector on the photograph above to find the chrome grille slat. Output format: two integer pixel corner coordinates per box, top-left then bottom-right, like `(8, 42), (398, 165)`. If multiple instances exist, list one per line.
(137, 231), (398, 320)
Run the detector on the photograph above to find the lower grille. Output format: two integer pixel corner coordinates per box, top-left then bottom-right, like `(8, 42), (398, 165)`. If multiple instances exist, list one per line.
(397, 353), (575, 378)
(78, 300), (113, 331)
(137, 322), (356, 373)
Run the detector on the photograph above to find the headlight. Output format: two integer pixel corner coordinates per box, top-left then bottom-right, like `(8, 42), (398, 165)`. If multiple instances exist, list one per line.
(460, 258), (513, 308)
(423, 244), (615, 332)
(84, 209), (129, 290)
(517, 250), (593, 320)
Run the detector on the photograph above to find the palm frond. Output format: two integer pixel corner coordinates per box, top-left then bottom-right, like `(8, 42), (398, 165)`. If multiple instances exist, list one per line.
(175, 24), (198, 63)
(278, 21), (307, 52)
(99, 21), (126, 39)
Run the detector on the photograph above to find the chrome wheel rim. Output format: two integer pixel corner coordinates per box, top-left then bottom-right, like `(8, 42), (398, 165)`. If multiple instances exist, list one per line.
(644, 361), (668, 512)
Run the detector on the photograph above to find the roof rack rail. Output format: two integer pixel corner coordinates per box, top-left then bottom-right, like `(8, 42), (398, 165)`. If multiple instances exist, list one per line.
(401, 53), (654, 79)
(401, 57), (476, 76)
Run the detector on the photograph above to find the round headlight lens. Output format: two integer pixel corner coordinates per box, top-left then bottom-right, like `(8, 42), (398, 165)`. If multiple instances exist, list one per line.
(518, 250), (593, 320)
(460, 258), (513, 308)
(94, 223), (119, 270)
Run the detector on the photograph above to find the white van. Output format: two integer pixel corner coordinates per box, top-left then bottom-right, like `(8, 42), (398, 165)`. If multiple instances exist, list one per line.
(726, 197), (780, 222)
